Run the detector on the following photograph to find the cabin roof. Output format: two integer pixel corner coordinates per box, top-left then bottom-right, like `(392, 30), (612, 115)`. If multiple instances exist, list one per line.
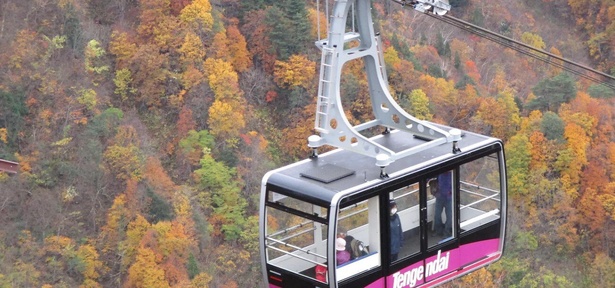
(265, 124), (500, 206)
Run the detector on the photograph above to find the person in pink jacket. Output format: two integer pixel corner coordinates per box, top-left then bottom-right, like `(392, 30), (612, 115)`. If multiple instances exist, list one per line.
(336, 238), (351, 265)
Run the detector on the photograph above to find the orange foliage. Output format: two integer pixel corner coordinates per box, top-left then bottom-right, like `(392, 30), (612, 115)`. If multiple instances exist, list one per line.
(161, 254), (189, 286)
(128, 44), (169, 107)
(144, 157), (176, 199)
(464, 60), (481, 84)
(226, 25), (252, 72)
(243, 9), (277, 73)
(528, 131), (548, 171)
(210, 31), (229, 60)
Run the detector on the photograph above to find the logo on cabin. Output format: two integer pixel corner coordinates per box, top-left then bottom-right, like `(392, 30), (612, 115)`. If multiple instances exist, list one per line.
(391, 250), (450, 288)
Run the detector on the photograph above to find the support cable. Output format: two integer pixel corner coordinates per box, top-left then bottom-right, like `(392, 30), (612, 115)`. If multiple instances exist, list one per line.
(423, 13), (615, 91)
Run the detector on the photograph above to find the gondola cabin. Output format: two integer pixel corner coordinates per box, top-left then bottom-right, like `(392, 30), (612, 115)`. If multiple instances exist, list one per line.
(259, 125), (506, 288)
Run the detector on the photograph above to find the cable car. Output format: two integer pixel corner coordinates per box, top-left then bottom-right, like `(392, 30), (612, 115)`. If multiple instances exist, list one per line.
(260, 127), (506, 288)
(260, 1), (506, 287)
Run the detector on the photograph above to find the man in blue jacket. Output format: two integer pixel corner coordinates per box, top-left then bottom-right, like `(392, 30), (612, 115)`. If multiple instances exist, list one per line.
(433, 170), (453, 237)
(390, 200), (403, 261)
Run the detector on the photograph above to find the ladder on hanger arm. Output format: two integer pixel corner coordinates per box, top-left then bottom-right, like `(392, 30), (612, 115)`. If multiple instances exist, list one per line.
(308, 0), (459, 175)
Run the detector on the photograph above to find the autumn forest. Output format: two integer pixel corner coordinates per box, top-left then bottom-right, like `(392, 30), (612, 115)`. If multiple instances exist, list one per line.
(0, 0), (614, 287)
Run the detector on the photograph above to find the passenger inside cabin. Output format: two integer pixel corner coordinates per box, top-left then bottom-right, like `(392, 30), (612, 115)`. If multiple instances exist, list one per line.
(336, 238), (351, 265)
(389, 200), (403, 261)
(433, 171), (453, 237)
(337, 228), (358, 259)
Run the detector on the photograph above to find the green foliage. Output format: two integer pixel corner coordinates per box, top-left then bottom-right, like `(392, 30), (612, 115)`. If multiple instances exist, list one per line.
(194, 150), (246, 241)
(239, 0), (274, 13)
(390, 34), (421, 69)
(0, 89), (27, 159)
(186, 253), (199, 279)
(146, 188), (174, 223)
(454, 52), (461, 69)
(265, 0), (310, 60)
(470, 8), (485, 26)
(526, 73), (577, 112)
(513, 231), (538, 252)
(540, 111), (565, 141)
(449, 0), (469, 8)
(517, 267), (574, 288)
(455, 73), (476, 89)
(587, 83), (615, 98)
(0, 261), (41, 287)
(179, 130), (215, 156)
(63, 3), (82, 51)
(435, 33), (451, 58)
(427, 64), (445, 78)
(87, 108), (124, 139)
(489, 256), (530, 287)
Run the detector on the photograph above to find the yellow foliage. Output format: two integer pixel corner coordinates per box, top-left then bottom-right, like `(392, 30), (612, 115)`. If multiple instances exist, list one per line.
(179, 32), (205, 66)
(384, 46), (401, 69)
(78, 89), (98, 111)
(121, 214), (151, 268)
(109, 31), (138, 68)
(80, 279), (102, 288)
(273, 55), (316, 89)
(190, 272), (212, 288)
(407, 89), (432, 120)
(0, 128), (7, 143)
(208, 100), (245, 141)
(76, 244), (104, 280)
(114, 68), (137, 102)
(307, 8), (328, 40)
(521, 32), (545, 49)
(84, 40), (109, 75)
(179, 0), (214, 31)
(152, 221), (194, 260)
(459, 267), (496, 287)
(100, 194), (129, 253)
(52, 137), (72, 147)
(204, 58), (243, 102)
(126, 247), (170, 288)
(103, 144), (143, 181)
(44, 235), (74, 255)
(62, 185), (78, 203)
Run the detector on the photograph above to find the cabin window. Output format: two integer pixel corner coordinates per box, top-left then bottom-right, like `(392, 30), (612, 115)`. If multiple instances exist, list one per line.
(336, 195), (381, 281)
(459, 153), (502, 233)
(389, 182), (420, 263)
(265, 191), (328, 283)
(428, 170), (455, 248)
